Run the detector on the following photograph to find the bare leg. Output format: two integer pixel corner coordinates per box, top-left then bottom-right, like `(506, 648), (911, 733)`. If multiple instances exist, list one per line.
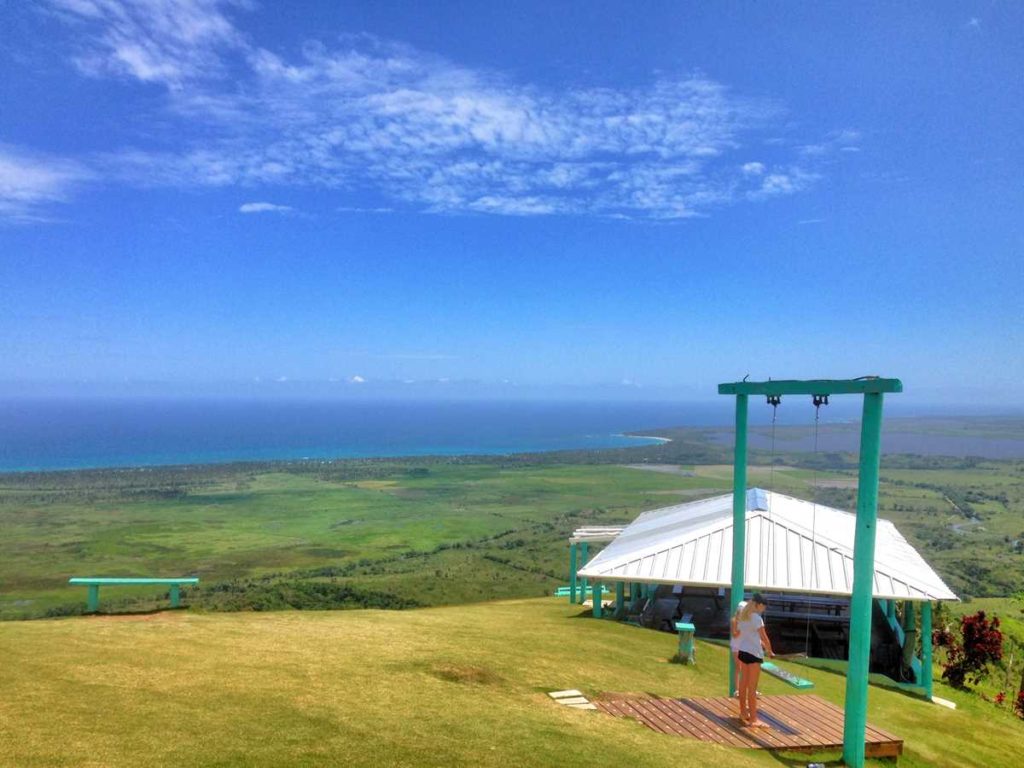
(737, 662), (751, 723)
(747, 663), (767, 727)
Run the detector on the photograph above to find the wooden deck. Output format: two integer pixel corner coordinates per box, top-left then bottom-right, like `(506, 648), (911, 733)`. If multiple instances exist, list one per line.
(595, 694), (902, 758)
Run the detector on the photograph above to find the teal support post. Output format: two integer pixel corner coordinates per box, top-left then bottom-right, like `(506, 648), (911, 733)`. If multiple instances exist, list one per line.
(578, 541), (589, 604)
(903, 600), (916, 633)
(170, 584), (181, 608)
(674, 621), (697, 664)
(87, 584), (99, 613)
(569, 542), (578, 603)
(615, 581), (624, 617)
(592, 582), (602, 618)
(728, 393), (749, 696)
(921, 601), (933, 699)
(886, 599), (895, 623)
(843, 392), (885, 768)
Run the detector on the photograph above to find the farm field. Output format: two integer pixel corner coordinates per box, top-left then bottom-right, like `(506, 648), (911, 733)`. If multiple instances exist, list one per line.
(2, 598), (1022, 768)
(2, 452), (1024, 620)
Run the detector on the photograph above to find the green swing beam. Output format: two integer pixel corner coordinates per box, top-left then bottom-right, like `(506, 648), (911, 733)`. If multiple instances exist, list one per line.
(718, 377), (901, 768)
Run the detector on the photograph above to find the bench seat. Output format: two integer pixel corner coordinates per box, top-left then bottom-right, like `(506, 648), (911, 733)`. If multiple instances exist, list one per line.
(69, 577), (199, 612)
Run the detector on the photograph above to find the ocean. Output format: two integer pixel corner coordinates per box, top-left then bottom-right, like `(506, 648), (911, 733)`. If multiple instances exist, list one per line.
(0, 398), (734, 472)
(3, 397), (1021, 473)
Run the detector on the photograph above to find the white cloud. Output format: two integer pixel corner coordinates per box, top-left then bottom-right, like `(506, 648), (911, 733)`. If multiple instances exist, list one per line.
(0, 145), (92, 222)
(337, 205), (393, 214)
(238, 201), (292, 213)
(46, 2), (834, 220)
(748, 168), (820, 200)
(49, 0), (245, 88)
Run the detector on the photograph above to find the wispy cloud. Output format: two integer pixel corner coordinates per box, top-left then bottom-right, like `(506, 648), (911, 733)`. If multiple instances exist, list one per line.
(0, 145), (92, 223)
(49, 0), (245, 88)
(38, 0), (854, 220)
(238, 201), (292, 214)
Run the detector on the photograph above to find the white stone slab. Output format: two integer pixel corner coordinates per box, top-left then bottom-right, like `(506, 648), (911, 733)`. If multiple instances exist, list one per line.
(548, 689), (584, 699)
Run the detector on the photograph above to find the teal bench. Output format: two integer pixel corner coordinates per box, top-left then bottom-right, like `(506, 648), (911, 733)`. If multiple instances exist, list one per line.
(69, 577), (199, 613)
(554, 586), (613, 598)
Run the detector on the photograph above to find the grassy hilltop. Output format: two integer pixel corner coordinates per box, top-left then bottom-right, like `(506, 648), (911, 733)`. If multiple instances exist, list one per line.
(3, 422), (1024, 766)
(2, 598), (1023, 768)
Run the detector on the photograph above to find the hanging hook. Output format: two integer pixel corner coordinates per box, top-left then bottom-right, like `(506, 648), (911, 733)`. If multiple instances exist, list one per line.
(812, 394), (829, 409)
(766, 394), (782, 407)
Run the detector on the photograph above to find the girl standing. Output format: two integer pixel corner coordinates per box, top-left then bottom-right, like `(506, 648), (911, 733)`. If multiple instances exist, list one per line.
(733, 592), (774, 727)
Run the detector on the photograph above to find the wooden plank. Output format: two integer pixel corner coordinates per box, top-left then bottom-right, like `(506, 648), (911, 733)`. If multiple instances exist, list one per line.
(633, 699), (699, 738)
(674, 699), (752, 747)
(659, 698), (749, 747)
(695, 698), (786, 749)
(761, 696), (839, 749)
(595, 694), (902, 757)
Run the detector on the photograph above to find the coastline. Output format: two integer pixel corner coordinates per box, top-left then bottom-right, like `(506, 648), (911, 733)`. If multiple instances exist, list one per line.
(620, 433), (673, 443)
(0, 432), (675, 476)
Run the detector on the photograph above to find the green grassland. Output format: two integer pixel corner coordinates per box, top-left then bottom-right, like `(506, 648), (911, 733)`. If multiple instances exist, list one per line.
(2, 598), (1022, 768)
(3, 448), (1024, 619)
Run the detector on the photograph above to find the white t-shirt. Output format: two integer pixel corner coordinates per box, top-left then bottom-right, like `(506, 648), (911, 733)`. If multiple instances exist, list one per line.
(729, 600), (748, 651)
(736, 612), (765, 658)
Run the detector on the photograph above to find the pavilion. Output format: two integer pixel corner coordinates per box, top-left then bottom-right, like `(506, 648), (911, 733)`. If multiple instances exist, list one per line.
(572, 488), (958, 696)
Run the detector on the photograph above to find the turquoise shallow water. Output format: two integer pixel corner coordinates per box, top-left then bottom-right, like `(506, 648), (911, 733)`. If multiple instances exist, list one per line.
(0, 398), (730, 472)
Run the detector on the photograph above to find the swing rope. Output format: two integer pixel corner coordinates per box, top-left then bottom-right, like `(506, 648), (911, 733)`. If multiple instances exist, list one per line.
(766, 394), (781, 588)
(803, 394), (828, 656)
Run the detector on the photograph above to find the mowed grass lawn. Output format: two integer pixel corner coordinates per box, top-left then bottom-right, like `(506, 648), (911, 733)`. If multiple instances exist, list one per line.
(3, 599), (1022, 768)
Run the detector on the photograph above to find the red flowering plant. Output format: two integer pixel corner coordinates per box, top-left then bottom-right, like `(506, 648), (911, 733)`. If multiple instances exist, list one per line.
(941, 611), (1003, 689)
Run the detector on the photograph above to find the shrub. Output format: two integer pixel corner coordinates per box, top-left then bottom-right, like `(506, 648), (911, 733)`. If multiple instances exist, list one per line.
(941, 611), (1003, 689)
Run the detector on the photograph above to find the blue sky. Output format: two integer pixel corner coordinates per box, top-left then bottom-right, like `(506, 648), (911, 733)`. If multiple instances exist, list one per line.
(1, 1), (1021, 403)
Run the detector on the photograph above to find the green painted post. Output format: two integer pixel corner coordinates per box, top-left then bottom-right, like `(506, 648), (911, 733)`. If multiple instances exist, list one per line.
(921, 601), (933, 699)
(87, 584), (99, 613)
(569, 542), (578, 603)
(843, 392), (885, 768)
(729, 393), (749, 696)
(578, 541), (589, 604)
(615, 581), (624, 617)
(592, 582), (602, 618)
(170, 584), (181, 608)
(903, 600), (915, 632)
(885, 599), (895, 623)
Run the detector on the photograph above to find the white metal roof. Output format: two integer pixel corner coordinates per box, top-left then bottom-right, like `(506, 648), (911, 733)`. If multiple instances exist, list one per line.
(570, 525), (627, 543)
(576, 488), (958, 602)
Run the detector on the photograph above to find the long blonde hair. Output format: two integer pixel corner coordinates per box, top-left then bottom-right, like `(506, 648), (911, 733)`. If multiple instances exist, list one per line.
(738, 600), (758, 622)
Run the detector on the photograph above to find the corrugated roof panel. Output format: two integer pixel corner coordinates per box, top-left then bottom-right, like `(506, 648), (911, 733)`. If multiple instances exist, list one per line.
(692, 535), (709, 581)
(665, 543), (682, 578)
(576, 489), (957, 600)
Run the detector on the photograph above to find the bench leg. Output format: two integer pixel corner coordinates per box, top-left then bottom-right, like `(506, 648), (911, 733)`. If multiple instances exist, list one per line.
(87, 585), (99, 613)
(169, 584), (180, 608)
